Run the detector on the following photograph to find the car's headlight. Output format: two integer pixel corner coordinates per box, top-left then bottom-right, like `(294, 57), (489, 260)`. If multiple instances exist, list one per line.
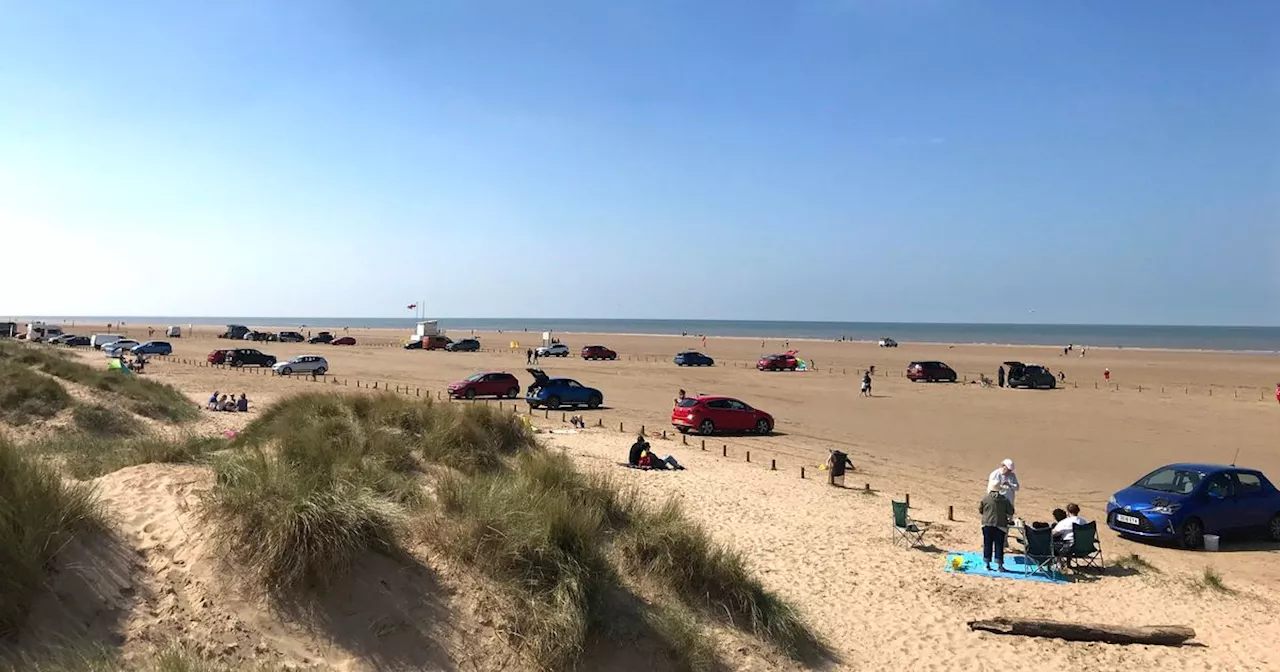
(1151, 503), (1181, 516)
(1108, 495), (1118, 507)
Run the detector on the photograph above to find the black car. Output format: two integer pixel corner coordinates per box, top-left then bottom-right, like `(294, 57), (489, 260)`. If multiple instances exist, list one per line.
(907, 361), (957, 382)
(227, 348), (277, 368)
(308, 332), (334, 344)
(446, 338), (481, 352)
(1004, 361), (1056, 389)
(403, 339), (423, 350)
(62, 335), (91, 347)
(278, 331), (305, 343)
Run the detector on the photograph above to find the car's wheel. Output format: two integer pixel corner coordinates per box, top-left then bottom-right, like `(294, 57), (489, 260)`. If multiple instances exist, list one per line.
(699, 419), (715, 435)
(315, 367), (326, 376)
(547, 396), (562, 410)
(587, 393), (602, 409)
(948, 374), (957, 383)
(465, 388), (476, 400)
(755, 418), (772, 435)
(1268, 513), (1280, 542)
(506, 387), (519, 399)
(279, 366), (292, 376)
(1179, 518), (1205, 549)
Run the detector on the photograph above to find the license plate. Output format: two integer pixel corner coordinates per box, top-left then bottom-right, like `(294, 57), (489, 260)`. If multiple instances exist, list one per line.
(1116, 514), (1140, 526)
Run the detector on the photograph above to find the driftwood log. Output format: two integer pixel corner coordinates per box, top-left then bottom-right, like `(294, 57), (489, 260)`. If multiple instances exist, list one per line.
(968, 617), (1195, 646)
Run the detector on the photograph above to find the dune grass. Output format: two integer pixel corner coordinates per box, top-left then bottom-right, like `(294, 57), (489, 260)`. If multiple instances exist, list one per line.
(0, 360), (71, 425)
(1113, 553), (1159, 574)
(1198, 566), (1234, 594)
(31, 433), (229, 480)
(0, 341), (196, 424)
(1, 642), (262, 672)
(643, 604), (720, 672)
(0, 436), (104, 639)
(72, 404), (142, 437)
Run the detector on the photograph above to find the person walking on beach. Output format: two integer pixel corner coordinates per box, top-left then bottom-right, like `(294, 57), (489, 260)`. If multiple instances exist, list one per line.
(997, 365), (1005, 388)
(1103, 368), (1111, 382)
(526, 348), (533, 364)
(861, 371), (872, 397)
(987, 459), (1020, 507)
(980, 485), (1015, 572)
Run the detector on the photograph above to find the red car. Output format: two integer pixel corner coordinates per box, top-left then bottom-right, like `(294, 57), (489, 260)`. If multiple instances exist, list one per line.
(331, 336), (357, 346)
(672, 395), (774, 436)
(449, 372), (521, 399)
(757, 354), (798, 371)
(207, 349), (232, 365)
(581, 345), (617, 361)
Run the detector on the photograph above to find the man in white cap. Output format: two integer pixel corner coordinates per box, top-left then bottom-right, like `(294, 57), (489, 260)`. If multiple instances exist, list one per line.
(988, 459), (1020, 506)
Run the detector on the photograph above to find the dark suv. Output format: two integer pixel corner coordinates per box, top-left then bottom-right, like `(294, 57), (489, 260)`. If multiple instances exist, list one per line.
(227, 348), (276, 368)
(907, 361), (957, 382)
(581, 345), (617, 360)
(1004, 361), (1056, 389)
(308, 332), (334, 344)
(446, 338), (481, 352)
(278, 331), (305, 343)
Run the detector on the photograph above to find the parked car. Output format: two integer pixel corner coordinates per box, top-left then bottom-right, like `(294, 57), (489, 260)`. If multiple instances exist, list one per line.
(207, 349), (232, 365)
(220, 325), (250, 340)
(674, 351), (715, 367)
(580, 345), (617, 360)
(1106, 463), (1280, 548)
(1004, 361), (1056, 389)
(131, 341), (173, 356)
(879, 338), (898, 348)
(757, 354), (798, 371)
(906, 361), (957, 382)
(278, 331), (305, 343)
(47, 334), (76, 345)
(422, 335), (453, 350)
(273, 355), (329, 376)
(330, 336), (357, 346)
(226, 348), (276, 368)
(91, 334), (125, 350)
(62, 336), (91, 347)
(536, 343), (570, 357)
(525, 368), (603, 410)
(671, 395), (774, 436)
(308, 332), (334, 344)
(449, 372), (521, 400)
(403, 339), (423, 350)
(446, 338), (481, 352)
(244, 331), (278, 342)
(103, 340), (140, 357)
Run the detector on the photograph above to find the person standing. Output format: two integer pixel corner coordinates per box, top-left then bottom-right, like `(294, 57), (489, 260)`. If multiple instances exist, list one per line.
(1103, 368), (1111, 382)
(980, 485), (1015, 572)
(526, 348), (533, 364)
(861, 371), (872, 397)
(997, 365), (1005, 388)
(987, 459), (1020, 507)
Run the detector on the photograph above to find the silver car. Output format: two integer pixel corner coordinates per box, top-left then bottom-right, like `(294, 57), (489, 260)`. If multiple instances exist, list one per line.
(272, 355), (329, 376)
(103, 340), (140, 357)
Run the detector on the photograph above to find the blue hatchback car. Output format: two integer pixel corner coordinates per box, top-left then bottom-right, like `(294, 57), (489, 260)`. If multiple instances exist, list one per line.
(525, 368), (603, 410)
(131, 341), (173, 356)
(1106, 463), (1280, 549)
(674, 351), (715, 367)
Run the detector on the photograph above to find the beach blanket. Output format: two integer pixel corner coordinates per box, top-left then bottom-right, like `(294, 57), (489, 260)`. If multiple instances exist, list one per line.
(944, 551), (1067, 584)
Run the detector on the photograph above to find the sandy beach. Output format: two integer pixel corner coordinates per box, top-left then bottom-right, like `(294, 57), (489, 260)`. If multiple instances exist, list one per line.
(16, 323), (1280, 670)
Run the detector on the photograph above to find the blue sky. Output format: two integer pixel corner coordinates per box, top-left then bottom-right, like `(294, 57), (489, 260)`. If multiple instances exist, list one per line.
(2, 1), (1277, 325)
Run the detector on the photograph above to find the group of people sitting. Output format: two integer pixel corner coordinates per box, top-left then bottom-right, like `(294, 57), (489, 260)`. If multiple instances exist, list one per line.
(1049, 503), (1091, 555)
(626, 434), (684, 470)
(207, 391), (248, 412)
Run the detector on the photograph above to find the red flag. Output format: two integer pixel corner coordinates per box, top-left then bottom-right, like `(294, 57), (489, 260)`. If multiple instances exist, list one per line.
(407, 303), (417, 310)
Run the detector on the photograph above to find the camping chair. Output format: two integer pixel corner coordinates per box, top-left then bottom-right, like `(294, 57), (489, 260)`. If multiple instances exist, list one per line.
(892, 500), (930, 548)
(1064, 521), (1104, 571)
(1021, 526), (1057, 576)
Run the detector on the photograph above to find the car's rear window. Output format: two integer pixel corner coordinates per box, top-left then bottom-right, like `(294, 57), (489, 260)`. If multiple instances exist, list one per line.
(677, 399), (698, 408)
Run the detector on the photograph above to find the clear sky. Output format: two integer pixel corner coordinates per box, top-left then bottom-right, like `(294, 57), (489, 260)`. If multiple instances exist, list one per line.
(2, 1), (1277, 325)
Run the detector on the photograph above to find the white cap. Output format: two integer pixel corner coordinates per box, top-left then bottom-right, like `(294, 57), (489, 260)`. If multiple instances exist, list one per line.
(1002, 459), (1015, 471)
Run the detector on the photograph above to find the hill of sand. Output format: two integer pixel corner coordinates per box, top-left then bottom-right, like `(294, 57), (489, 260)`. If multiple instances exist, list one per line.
(9, 324), (1279, 669)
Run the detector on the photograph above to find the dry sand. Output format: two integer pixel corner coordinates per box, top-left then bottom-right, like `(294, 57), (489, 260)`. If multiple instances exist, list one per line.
(20, 324), (1280, 669)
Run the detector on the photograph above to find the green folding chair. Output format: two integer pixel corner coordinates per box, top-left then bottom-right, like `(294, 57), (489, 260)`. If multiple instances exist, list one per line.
(892, 500), (930, 548)
(1022, 526), (1057, 575)
(1065, 521), (1104, 571)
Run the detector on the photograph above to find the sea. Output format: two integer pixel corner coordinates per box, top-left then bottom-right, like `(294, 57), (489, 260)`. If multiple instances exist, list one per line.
(19, 317), (1280, 353)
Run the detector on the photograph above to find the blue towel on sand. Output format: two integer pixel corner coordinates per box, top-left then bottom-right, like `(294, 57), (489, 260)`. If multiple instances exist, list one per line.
(944, 551), (1067, 584)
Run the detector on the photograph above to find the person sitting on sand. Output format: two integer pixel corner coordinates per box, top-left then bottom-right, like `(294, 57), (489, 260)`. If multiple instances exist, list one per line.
(236, 393), (248, 412)
(216, 394), (229, 411)
(629, 434), (649, 467)
(208, 391), (220, 411)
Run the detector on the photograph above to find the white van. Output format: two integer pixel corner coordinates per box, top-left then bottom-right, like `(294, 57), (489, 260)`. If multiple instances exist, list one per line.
(91, 334), (124, 350)
(26, 322), (63, 342)
(166, 325), (182, 338)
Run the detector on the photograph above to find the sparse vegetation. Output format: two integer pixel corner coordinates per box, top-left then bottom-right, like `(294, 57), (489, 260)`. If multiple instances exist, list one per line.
(0, 360), (71, 425)
(643, 604), (720, 672)
(72, 404), (142, 437)
(0, 436), (104, 638)
(1113, 553), (1159, 574)
(1198, 566), (1234, 594)
(1, 642), (262, 672)
(32, 433), (229, 480)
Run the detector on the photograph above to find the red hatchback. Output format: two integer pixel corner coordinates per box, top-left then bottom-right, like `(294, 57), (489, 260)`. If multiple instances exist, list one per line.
(581, 345), (617, 360)
(757, 354), (798, 371)
(207, 349), (231, 365)
(331, 336), (357, 346)
(449, 372), (521, 399)
(671, 396), (774, 436)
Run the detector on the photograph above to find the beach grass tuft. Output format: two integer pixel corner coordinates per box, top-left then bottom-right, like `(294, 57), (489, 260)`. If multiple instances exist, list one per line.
(1113, 553), (1159, 574)
(72, 404), (142, 437)
(0, 359), (72, 425)
(1199, 566), (1233, 594)
(0, 436), (105, 639)
(32, 433), (229, 480)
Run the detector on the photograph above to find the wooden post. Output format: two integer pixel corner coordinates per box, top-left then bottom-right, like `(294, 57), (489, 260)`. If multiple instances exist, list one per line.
(746, 451), (751, 463)
(904, 492), (909, 506)
(967, 618), (1195, 646)
(562, 412), (566, 422)
(948, 505), (954, 521)
(641, 425), (645, 435)
(701, 439), (705, 450)
(722, 445), (727, 457)
(682, 434), (687, 445)
(597, 418), (603, 427)
(545, 409), (549, 418)
(801, 467), (805, 479)
(770, 458), (776, 471)
(619, 422), (624, 432)
(662, 430), (667, 439)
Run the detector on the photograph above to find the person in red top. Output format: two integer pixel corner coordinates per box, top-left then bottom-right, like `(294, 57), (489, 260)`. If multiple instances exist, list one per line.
(1103, 368), (1111, 382)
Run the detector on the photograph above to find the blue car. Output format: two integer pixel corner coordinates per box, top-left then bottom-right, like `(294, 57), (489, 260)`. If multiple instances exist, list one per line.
(1106, 463), (1280, 549)
(674, 351), (715, 367)
(525, 368), (603, 410)
(131, 341), (173, 356)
